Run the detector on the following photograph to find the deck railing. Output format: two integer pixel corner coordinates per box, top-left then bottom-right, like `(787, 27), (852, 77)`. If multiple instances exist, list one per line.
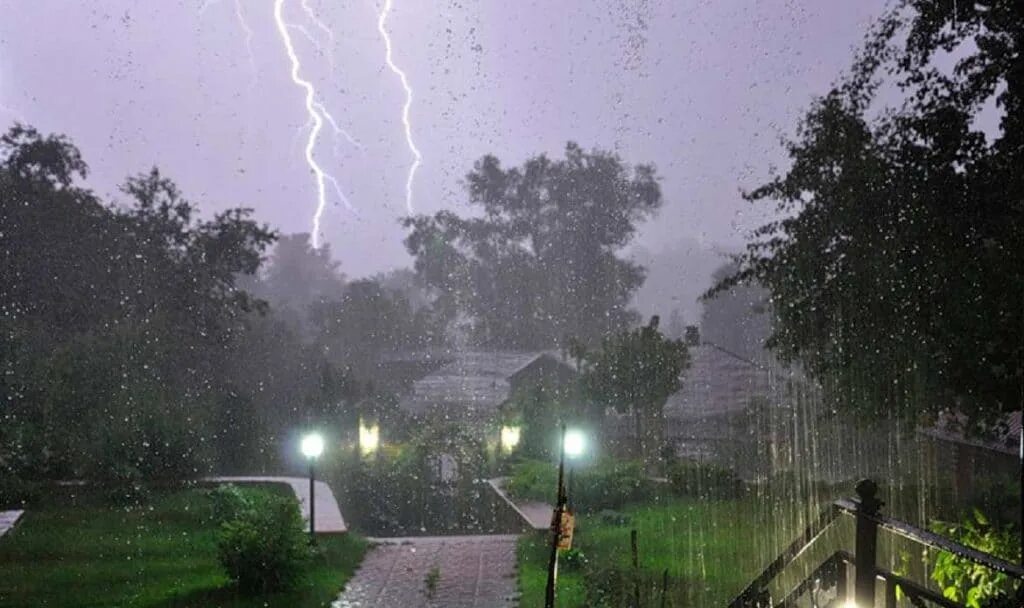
(729, 479), (1024, 608)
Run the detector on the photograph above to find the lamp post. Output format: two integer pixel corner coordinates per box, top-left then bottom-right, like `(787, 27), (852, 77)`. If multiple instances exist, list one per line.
(564, 428), (585, 517)
(544, 426), (586, 608)
(301, 432), (324, 545)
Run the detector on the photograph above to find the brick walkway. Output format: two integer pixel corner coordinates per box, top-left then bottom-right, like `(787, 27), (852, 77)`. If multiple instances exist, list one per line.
(332, 535), (519, 608)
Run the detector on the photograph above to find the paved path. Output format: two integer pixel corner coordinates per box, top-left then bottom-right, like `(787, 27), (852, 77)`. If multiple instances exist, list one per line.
(0, 510), (23, 539)
(333, 535), (519, 607)
(206, 476), (346, 533)
(488, 477), (553, 531)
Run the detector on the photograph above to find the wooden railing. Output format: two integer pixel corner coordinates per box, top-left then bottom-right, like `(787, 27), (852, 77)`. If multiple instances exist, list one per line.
(729, 479), (1024, 608)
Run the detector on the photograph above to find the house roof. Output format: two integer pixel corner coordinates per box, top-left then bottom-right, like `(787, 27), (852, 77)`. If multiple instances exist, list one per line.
(920, 411), (1022, 456)
(399, 350), (551, 416)
(664, 341), (772, 422)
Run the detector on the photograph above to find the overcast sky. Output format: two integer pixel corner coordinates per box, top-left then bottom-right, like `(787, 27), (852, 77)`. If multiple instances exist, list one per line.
(0, 0), (887, 277)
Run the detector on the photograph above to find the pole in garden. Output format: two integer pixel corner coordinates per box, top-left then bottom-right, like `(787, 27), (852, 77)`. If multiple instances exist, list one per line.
(301, 432), (324, 546)
(309, 460), (316, 544)
(544, 424), (568, 608)
(631, 529), (641, 608)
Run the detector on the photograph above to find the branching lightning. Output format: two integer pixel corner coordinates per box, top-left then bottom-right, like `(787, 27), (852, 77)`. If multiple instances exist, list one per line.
(377, 0), (421, 215)
(233, 0), (257, 90)
(199, 0), (257, 89)
(272, 0), (365, 248)
(202, 0), (413, 246)
(273, 0), (337, 248)
(300, 0), (335, 69)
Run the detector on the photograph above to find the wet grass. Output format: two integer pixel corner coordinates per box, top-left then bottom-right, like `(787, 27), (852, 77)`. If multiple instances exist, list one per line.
(517, 497), (792, 607)
(517, 532), (587, 607)
(0, 485), (367, 608)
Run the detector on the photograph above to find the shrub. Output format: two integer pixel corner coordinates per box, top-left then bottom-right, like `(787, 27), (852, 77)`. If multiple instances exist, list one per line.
(208, 484), (254, 524)
(561, 547), (588, 572)
(215, 491), (312, 593)
(931, 510), (1020, 608)
(0, 474), (41, 508)
(666, 460), (743, 499)
(507, 459), (658, 512)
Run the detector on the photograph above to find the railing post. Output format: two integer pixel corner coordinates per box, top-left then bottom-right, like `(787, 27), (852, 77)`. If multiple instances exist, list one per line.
(884, 579), (897, 608)
(837, 558), (848, 601)
(854, 479), (883, 608)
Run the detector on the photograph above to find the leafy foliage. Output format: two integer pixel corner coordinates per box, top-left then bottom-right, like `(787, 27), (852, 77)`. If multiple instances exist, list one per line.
(712, 3), (1024, 425)
(215, 490), (312, 594)
(581, 316), (689, 464)
(506, 459), (659, 513)
(0, 124), (359, 482)
(931, 510), (1020, 608)
(403, 142), (661, 349)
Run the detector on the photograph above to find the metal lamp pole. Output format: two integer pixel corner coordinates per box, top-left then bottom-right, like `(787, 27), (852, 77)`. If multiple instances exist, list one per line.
(544, 424), (568, 608)
(301, 433), (324, 547)
(309, 458), (317, 545)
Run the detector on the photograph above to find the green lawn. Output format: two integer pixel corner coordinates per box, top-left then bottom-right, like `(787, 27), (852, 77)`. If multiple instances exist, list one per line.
(0, 485), (367, 608)
(518, 497), (803, 607)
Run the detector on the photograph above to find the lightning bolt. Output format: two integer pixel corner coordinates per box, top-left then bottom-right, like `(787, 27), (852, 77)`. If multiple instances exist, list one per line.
(202, 0), (364, 245)
(272, 0), (361, 249)
(300, 0), (335, 69)
(233, 0), (257, 90)
(377, 0), (421, 215)
(199, 0), (257, 90)
(273, 0), (334, 248)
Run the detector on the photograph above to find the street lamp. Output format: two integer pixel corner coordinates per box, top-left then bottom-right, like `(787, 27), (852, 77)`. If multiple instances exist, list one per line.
(544, 426), (588, 608)
(564, 428), (586, 460)
(500, 425), (521, 454)
(564, 428), (586, 515)
(359, 419), (380, 457)
(301, 432), (324, 545)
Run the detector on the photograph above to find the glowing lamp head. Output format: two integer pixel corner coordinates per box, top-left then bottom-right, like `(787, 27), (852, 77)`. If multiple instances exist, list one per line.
(500, 425), (521, 452)
(359, 421), (379, 456)
(563, 429), (586, 459)
(301, 433), (324, 459)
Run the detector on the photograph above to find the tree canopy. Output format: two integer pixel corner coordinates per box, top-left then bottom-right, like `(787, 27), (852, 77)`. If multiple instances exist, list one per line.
(403, 142), (662, 349)
(713, 2), (1024, 426)
(0, 125), (356, 481)
(582, 316), (689, 465)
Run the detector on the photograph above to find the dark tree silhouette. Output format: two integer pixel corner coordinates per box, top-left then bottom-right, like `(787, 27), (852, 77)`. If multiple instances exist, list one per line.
(712, 2), (1024, 426)
(403, 142), (662, 349)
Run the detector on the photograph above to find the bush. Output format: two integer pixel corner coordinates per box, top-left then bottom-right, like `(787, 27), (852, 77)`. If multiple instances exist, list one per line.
(208, 484), (254, 524)
(931, 510), (1020, 608)
(561, 547), (588, 572)
(0, 474), (41, 508)
(507, 459), (658, 512)
(666, 460), (744, 499)
(215, 490), (312, 593)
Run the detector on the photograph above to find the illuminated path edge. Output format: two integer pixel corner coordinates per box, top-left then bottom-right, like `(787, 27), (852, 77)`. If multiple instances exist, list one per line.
(206, 475), (347, 533)
(0, 510), (24, 539)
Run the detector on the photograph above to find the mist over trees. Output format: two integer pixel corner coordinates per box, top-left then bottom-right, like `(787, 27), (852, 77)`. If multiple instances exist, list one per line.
(700, 262), (770, 362)
(242, 233), (346, 332)
(714, 2), (1024, 426)
(403, 142), (662, 349)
